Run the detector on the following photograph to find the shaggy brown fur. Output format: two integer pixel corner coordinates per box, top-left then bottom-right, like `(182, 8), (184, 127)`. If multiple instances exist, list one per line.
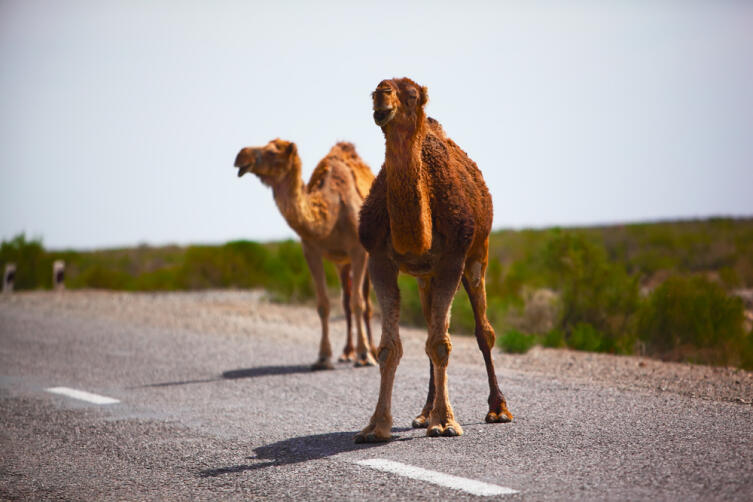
(355, 78), (513, 442)
(234, 139), (377, 369)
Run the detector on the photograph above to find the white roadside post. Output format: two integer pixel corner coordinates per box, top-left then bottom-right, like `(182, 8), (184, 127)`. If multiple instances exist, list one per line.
(53, 260), (65, 291)
(3, 263), (16, 293)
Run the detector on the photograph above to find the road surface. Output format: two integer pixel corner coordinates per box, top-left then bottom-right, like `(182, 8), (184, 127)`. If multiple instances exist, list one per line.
(1, 291), (752, 500)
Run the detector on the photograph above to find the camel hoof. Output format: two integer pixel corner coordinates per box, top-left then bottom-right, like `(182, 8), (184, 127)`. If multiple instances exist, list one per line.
(354, 432), (390, 444)
(485, 411), (513, 423)
(354, 353), (377, 367)
(338, 352), (355, 363)
(443, 426), (460, 437)
(427, 426), (442, 437)
(412, 417), (428, 429)
(311, 359), (334, 371)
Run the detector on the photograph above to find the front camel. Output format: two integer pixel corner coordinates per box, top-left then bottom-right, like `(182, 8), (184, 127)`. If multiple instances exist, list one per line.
(355, 78), (513, 442)
(234, 139), (377, 369)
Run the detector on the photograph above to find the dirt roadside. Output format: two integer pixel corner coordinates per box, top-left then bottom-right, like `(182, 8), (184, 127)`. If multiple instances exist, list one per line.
(2, 289), (751, 407)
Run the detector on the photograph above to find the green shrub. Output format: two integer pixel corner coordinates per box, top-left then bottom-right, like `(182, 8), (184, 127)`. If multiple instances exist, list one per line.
(0, 234), (52, 290)
(541, 329), (566, 348)
(542, 231), (639, 351)
(497, 329), (537, 354)
(568, 323), (604, 352)
(636, 275), (746, 366)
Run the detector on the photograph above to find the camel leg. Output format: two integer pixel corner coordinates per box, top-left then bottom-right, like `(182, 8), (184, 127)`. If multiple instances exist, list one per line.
(411, 277), (435, 428)
(362, 272), (376, 355)
(354, 252), (401, 443)
(302, 242), (333, 371)
(337, 264), (356, 362)
(425, 256), (465, 438)
(462, 260), (513, 423)
(350, 250), (377, 367)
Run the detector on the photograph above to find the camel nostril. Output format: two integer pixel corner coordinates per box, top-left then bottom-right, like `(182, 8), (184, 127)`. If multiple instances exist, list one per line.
(373, 109), (393, 123)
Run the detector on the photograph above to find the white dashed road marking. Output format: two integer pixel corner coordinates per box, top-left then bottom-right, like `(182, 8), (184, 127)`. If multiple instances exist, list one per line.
(355, 458), (518, 497)
(46, 387), (120, 405)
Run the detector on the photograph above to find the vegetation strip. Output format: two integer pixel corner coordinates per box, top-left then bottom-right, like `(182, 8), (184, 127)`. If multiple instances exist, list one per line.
(4, 217), (752, 369)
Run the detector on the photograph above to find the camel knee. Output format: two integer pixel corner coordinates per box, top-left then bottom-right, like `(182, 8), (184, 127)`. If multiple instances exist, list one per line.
(316, 300), (330, 320)
(476, 322), (495, 351)
(377, 341), (403, 368)
(426, 338), (452, 368)
(349, 294), (365, 318)
(363, 296), (373, 319)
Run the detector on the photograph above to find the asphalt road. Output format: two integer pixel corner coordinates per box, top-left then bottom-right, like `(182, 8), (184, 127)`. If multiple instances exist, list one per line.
(1, 291), (752, 501)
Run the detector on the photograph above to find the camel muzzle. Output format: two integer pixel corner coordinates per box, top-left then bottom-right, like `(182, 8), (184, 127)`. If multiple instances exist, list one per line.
(373, 108), (396, 127)
(234, 148), (262, 177)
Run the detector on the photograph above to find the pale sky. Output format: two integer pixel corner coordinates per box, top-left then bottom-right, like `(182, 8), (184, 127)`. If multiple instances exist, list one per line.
(1, 0), (752, 249)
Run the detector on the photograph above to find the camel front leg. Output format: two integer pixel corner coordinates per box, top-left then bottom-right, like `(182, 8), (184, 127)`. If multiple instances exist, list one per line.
(302, 242), (333, 370)
(362, 273), (375, 354)
(349, 249), (377, 367)
(425, 256), (466, 438)
(354, 252), (401, 443)
(412, 276), (435, 428)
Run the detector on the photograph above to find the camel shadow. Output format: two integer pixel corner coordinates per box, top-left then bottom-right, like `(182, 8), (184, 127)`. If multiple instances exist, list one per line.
(136, 364), (344, 388)
(222, 364), (335, 379)
(198, 429), (413, 478)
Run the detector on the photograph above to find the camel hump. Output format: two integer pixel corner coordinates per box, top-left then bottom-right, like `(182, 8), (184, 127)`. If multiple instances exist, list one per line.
(307, 142), (375, 199)
(426, 117), (446, 138)
(333, 141), (356, 154)
(328, 142), (375, 200)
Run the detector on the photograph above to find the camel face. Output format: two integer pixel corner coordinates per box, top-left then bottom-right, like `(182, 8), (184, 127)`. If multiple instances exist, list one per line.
(372, 78), (427, 128)
(234, 138), (297, 185)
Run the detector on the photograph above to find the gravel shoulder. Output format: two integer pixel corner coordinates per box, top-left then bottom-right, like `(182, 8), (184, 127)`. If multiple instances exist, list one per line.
(2, 289), (751, 408)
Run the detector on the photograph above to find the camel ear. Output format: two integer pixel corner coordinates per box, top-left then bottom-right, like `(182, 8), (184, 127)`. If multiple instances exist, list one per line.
(419, 86), (428, 107)
(287, 142), (297, 157)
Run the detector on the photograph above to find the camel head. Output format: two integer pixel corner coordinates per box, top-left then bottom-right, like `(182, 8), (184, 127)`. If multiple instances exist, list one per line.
(234, 138), (299, 186)
(372, 78), (428, 129)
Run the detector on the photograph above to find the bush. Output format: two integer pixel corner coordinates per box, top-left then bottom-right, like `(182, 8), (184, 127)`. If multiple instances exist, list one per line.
(497, 329), (537, 354)
(568, 323), (605, 352)
(542, 231), (639, 351)
(636, 275), (747, 366)
(542, 329), (566, 348)
(0, 234), (53, 290)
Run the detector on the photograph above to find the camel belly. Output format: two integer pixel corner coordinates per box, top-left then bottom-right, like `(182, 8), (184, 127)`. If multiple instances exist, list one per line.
(323, 249), (350, 264)
(391, 251), (436, 276)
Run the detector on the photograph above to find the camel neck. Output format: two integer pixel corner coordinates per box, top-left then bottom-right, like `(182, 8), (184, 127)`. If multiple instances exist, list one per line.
(271, 161), (310, 236)
(383, 119), (432, 256)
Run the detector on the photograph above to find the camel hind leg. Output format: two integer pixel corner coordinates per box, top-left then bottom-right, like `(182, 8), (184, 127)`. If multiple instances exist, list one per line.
(349, 250), (377, 367)
(337, 264), (356, 362)
(424, 255), (466, 438)
(362, 272), (376, 355)
(462, 259), (513, 423)
(411, 277), (435, 429)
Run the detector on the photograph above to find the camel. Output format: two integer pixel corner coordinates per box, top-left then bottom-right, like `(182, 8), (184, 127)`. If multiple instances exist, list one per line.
(234, 139), (377, 369)
(355, 78), (514, 442)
